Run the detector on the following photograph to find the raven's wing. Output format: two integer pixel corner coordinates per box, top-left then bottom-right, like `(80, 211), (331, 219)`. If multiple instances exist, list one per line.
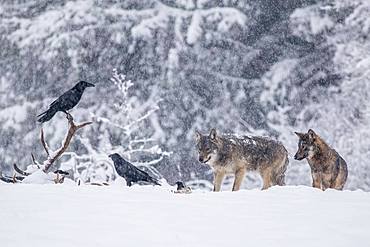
(37, 92), (64, 117)
(115, 160), (141, 182)
(125, 165), (146, 182)
(37, 96), (60, 117)
(116, 158), (160, 186)
(49, 88), (74, 108)
(131, 165), (160, 185)
(114, 162), (129, 179)
(49, 97), (60, 108)
(49, 90), (71, 109)
(50, 88), (82, 111)
(133, 165), (151, 178)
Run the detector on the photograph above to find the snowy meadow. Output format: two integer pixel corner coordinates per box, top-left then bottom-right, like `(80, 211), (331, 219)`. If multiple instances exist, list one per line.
(1, 184), (370, 247)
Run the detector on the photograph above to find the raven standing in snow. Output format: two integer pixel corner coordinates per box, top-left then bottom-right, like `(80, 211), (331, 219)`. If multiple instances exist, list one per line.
(37, 81), (95, 123)
(109, 153), (161, 187)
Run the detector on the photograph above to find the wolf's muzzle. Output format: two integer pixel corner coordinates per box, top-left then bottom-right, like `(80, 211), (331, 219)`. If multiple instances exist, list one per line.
(199, 156), (211, 164)
(294, 154), (304, 160)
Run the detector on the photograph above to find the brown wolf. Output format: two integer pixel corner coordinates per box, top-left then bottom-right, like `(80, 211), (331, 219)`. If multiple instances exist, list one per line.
(294, 129), (348, 190)
(195, 129), (289, 191)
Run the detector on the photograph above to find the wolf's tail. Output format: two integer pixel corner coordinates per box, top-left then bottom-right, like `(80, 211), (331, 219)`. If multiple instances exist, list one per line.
(274, 151), (289, 186)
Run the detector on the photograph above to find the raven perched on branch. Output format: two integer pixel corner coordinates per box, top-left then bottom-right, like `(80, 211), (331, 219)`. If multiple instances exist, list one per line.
(37, 81), (95, 123)
(109, 153), (161, 187)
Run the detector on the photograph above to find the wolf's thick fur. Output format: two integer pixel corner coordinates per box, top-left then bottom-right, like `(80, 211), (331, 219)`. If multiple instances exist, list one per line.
(294, 129), (348, 190)
(195, 129), (289, 191)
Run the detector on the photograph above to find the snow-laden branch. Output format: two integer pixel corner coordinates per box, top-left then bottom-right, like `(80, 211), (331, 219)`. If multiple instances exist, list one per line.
(122, 105), (160, 133)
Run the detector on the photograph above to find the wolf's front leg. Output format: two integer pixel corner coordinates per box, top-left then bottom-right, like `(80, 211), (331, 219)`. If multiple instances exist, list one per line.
(311, 171), (322, 189)
(321, 172), (333, 190)
(232, 168), (246, 191)
(213, 170), (226, 192)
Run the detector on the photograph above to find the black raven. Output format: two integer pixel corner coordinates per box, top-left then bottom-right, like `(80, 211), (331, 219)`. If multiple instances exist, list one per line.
(109, 153), (161, 187)
(175, 181), (192, 194)
(37, 81), (95, 123)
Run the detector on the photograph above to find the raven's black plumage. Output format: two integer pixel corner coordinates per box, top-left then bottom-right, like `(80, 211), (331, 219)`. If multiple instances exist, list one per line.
(175, 181), (192, 194)
(109, 153), (161, 187)
(37, 81), (95, 123)
(176, 181), (186, 190)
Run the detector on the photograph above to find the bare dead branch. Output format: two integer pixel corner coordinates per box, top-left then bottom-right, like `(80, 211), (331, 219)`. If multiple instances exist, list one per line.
(0, 174), (15, 183)
(76, 121), (93, 129)
(40, 128), (50, 157)
(0, 171), (24, 183)
(31, 153), (41, 168)
(88, 182), (110, 186)
(43, 113), (92, 172)
(12, 174), (17, 183)
(13, 163), (31, 176)
(31, 153), (37, 165)
(89, 182), (103, 186)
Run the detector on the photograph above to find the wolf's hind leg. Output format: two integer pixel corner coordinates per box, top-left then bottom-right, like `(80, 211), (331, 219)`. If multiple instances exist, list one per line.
(321, 172), (333, 190)
(260, 169), (273, 190)
(274, 155), (288, 186)
(332, 175), (345, 190)
(333, 161), (347, 190)
(333, 180), (345, 190)
(232, 168), (246, 191)
(213, 170), (226, 192)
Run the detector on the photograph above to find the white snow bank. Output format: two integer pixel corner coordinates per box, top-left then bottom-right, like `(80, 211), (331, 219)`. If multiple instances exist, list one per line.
(0, 185), (369, 247)
(21, 170), (55, 184)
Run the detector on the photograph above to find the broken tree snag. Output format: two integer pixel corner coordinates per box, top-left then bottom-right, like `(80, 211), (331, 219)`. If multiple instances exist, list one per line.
(42, 113), (92, 173)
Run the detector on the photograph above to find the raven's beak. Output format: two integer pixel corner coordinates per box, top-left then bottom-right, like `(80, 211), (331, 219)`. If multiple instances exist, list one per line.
(108, 154), (113, 158)
(87, 82), (95, 87)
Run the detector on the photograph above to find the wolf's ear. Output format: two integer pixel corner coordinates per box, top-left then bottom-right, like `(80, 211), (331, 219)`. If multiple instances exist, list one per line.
(209, 128), (217, 141)
(308, 129), (316, 140)
(294, 132), (304, 139)
(195, 130), (201, 142)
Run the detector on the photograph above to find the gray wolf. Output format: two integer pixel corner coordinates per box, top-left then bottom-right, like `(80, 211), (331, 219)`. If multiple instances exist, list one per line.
(195, 129), (289, 191)
(294, 129), (348, 190)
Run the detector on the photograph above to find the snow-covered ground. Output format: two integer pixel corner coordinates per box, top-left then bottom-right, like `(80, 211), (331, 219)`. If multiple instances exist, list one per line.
(1, 184), (369, 247)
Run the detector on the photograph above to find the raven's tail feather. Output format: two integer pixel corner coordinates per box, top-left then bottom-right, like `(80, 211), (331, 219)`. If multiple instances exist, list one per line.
(37, 108), (57, 123)
(37, 110), (47, 117)
(151, 178), (161, 186)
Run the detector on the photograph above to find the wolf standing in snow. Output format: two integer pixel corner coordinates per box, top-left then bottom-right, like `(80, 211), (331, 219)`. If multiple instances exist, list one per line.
(294, 129), (348, 190)
(195, 129), (289, 191)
